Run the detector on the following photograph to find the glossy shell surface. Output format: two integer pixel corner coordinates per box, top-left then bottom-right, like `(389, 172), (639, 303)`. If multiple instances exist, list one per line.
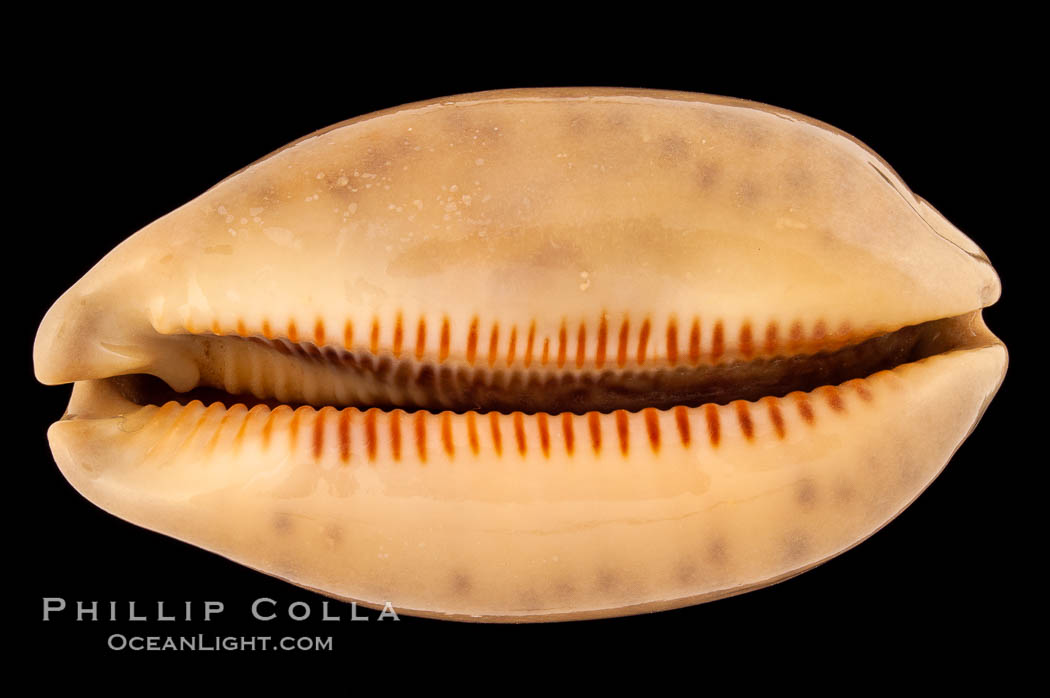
(35, 89), (1006, 621)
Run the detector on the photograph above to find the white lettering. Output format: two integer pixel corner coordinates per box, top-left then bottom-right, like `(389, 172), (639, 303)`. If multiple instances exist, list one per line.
(42, 597), (66, 621)
(288, 601), (310, 621)
(322, 601), (341, 621)
(252, 598), (276, 621)
(128, 601), (146, 621)
(77, 600), (98, 621)
(378, 602), (400, 621)
(204, 600), (225, 621)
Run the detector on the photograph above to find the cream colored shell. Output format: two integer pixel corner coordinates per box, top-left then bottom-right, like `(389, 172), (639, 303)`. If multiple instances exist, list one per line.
(35, 89), (1006, 621)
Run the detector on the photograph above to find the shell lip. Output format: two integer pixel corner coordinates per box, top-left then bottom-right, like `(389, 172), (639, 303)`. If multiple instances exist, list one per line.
(49, 310), (1004, 424)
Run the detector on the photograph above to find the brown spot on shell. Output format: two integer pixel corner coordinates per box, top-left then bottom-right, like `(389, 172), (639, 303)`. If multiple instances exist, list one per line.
(783, 167), (812, 192)
(595, 569), (619, 592)
(370, 318), (380, 355)
(784, 532), (810, 563)
(897, 455), (921, 485)
(708, 538), (728, 566)
(796, 478), (817, 509)
(552, 581), (576, 602)
(696, 161), (721, 189)
(359, 146), (392, 175)
(676, 562), (697, 584)
(323, 523), (342, 548)
(518, 590), (543, 612)
(834, 480), (855, 504)
(313, 318), (325, 346)
(273, 513), (293, 534)
(451, 572), (472, 595)
(659, 133), (690, 163)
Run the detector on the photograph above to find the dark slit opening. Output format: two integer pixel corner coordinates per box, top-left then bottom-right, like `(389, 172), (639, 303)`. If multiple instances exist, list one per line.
(106, 313), (993, 415)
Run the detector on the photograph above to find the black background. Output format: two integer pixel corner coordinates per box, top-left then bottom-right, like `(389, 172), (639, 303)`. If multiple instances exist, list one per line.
(16, 29), (1032, 668)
